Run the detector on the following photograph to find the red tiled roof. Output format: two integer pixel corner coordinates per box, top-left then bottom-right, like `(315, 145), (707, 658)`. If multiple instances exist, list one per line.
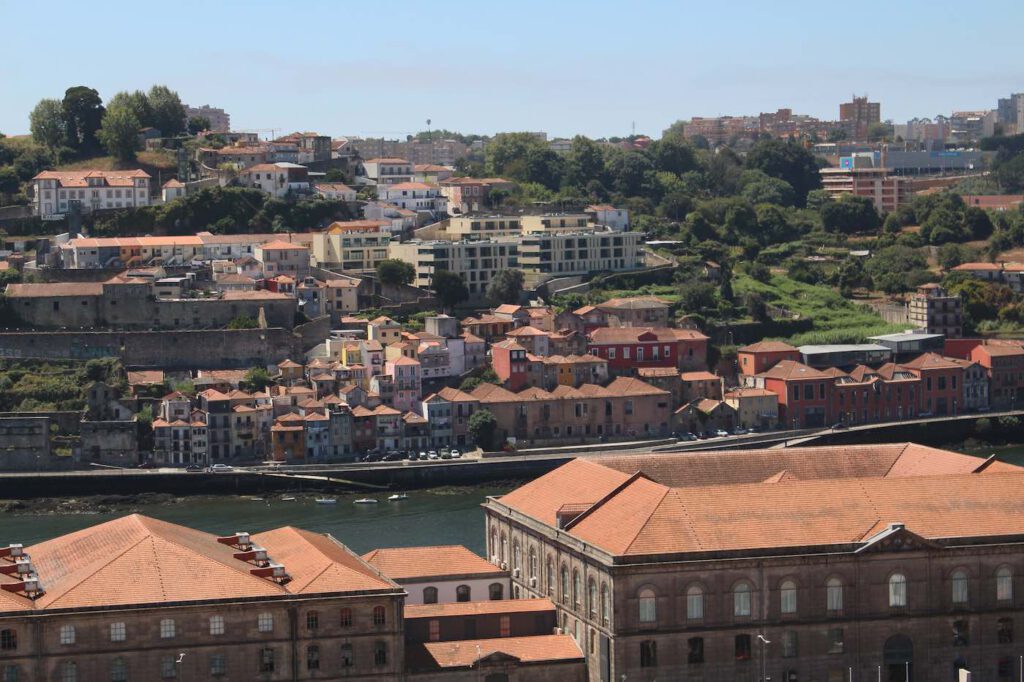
(411, 635), (582, 669)
(739, 340), (799, 353)
(361, 545), (505, 581)
(757, 360), (828, 380)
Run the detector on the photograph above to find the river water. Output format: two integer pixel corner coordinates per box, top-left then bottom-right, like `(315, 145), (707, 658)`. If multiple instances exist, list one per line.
(0, 487), (509, 555)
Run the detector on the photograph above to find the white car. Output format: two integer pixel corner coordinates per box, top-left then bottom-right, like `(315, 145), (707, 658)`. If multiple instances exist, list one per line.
(715, 429), (729, 438)
(209, 464), (234, 473)
(450, 449), (462, 459)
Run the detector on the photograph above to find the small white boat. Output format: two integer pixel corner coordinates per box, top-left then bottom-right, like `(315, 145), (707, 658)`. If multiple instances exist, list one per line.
(387, 494), (408, 501)
(280, 496), (296, 502)
(354, 498), (379, 505)
(315, 498), (338, 505)
(247, 497), (265, 502)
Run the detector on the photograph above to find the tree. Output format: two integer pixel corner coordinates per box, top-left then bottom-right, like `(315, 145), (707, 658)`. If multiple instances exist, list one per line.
(964, 206), (994, 240)
(98, 104), (141, 161)
(606, 150), (653, 196)
(0, 167), (19, 199)
(61, 86), (105, 155)
(29, 99), (66, 153)
(741, 176), (796, 207)
(820, 196), (880, 234)
(187, 116), (211, 135)
(485, 269), (525, 307)
(865, 246), (929, 293)
(524, 146), (565, 190)
(677, 281), (717, 313)
(147, 85), (187, 137)
(107, 91), (153, 129)
(227, 315), (259, 329)
(242, 367), (274, 392)
(468, 409), (499, 450)
(431, 271), (469, 310)
(649, 137), (699, 175)
(744, 292), (768, 321)
(485, 132), (542, 180)
(565, 135), (605, 188)
(376, 259), (415, 286)
(744, 139), (821, 206)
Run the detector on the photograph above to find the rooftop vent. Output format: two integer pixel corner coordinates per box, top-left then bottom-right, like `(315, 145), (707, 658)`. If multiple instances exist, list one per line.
(1, 577), (43, 599)
(250, 563), (291, 584)
(233, 547), (269, 565)
(216, 532), (251, 550)
(0, 545), (24, 560)
(0, 558), (34, 577)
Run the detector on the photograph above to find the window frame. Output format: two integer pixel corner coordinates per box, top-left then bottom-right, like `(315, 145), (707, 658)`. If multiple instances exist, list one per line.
(888, 573), (907, 608)
(638, 587), (657, 624)
(734, 581), (753, 617)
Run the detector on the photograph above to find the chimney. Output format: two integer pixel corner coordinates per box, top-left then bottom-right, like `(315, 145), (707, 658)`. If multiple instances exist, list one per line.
(216, 532), (251, 550)
(233, 547), (269, 564)
(0, 545), (24, 560)
(0, 558), (34, 577)
(1, 577), (43, 599)
(250, 563), (291, 584)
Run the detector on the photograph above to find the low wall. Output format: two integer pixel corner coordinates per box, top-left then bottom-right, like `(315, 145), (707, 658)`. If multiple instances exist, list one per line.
(294, 315), (332, 350)
(0, 328), (302, 369)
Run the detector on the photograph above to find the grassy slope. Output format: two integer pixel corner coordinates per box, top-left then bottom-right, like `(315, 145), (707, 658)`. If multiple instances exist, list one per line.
(734, 272), (906, 345)
(57, 150), (176, 173)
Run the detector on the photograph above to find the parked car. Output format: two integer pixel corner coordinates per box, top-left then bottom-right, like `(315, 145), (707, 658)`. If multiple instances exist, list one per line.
(732, 427), (748, 436)
(715, 429), (730, 438)
(450, 449), (462, 459)
(209, 464), (233, 473)
(427, 451), (439, 460)
(185, 464), (203, 472)
(681, 432), (698, 441)
(831, 422), (848, 431)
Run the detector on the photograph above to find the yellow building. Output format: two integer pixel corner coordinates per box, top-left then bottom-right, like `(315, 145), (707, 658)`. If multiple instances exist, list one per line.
(312, 221), (392, 272)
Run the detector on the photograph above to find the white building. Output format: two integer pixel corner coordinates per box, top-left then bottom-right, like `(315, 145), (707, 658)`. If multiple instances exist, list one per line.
(161, 179), (186, 203)
(361, 158), (414, 185)
(314, 182), (357, 202)
(377, 182), (447, 217)
(585, 203), (630, 231)
(33, 170), (152, 218)
(362, 201), (418, 235)
(237, 163), (310, 198)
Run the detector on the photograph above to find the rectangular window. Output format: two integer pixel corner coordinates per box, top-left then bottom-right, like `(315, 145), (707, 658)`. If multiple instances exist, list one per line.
(209, 654), (226, 676)
(782, 631), (798, 658)
(161, 656), (177, 679)
(828, 628), (844, 654)
(999, 618), (1014, 644)
(259, 648), (275, 673)
(500, 615), (510, 637)
(688, 637), (704, 664)
(160, 619), (176, 639)
(258, 613), (273, 632)
(110, 622), (126, 642)
(640, 640), (657, 668)
(429, 620), (440, 641)
(735, 634), (752, 661)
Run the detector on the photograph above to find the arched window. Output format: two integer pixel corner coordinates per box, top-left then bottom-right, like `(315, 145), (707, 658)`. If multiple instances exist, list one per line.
(780, 579), (797, 614)
(638, 587), (657, 624)
(560, 564), (570, 606)
(588, 578), (597, 618)
(512, 540), (521, 572)
(60, 661), (77, 682)
(601, 582), (610, 626)
(951, 569), (969, 605)
(998, 566), (1014, 602)
(546, 557), (555, 597)
(686, 584), (705, 620)
(110, 658), (127, 682)
(59, 625), (75, 645)
(826, 577), (844, 612)
(373, 605), (386, 626)
(734, 582), (752, 617)
(423, 586), (438, 604)
(572, 570), (581, 609)
(490, 527), (498, 560)
(500, 533), (507, 564)
(889, 573), (907, 607)
(489, 582), (504, 600)
(456, 585), (471, 602)
(528, 547), (537, 581)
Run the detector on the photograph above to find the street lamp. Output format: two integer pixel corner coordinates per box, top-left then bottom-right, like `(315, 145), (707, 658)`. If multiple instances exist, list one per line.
(757, 634), (770, 682)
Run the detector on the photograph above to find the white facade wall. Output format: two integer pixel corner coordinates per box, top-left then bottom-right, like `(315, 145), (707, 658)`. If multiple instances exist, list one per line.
(400, 577), (510, 605)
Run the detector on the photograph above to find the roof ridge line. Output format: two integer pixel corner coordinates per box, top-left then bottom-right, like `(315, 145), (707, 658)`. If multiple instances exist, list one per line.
(563, 470), (650, 532)
(623, 485), (677, 555)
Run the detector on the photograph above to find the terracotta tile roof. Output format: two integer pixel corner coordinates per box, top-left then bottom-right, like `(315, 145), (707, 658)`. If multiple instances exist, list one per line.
(506, 326), (548, 337)
(257, 239), (309, 251)
(637, 367), (679, 378)
(724, 388), (776, 399)
(410, 635), (583, 669)
(952, 262), (1002, 271)
(680, 371), (719, 381)
(33, 169), (150, 187)
(738, 340), (799, 353)
(127, 370), (164, 385)
(597, 295), (669, 310)
(361, 545), (505, 581)
(497, 459), (633, 526)
(564, 470), (1024, 558)
(0, 515), (399, 612)
(900, 352), (964, 370)
(493, 304), (523, 314)
(973, 344), (1024, 358)
(382, 182), (435, 191)
(757, 360), (829, 380)
(405, 598), (555, 620)
(5, 282), (103, 297)
(588, 327), (685, 344)
(430, 387), (478, 403)
(605, 377), (670, 396)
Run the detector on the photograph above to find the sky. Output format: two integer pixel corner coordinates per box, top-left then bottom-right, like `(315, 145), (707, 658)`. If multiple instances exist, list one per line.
(1, 0), (1022, 141)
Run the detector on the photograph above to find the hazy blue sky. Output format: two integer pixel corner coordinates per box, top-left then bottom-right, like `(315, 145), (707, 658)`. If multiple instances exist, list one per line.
(2, 0), (1021, 140)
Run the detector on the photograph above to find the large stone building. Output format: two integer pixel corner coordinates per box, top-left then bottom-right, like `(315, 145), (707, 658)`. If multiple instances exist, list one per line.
(32, 170), (152, 218)
(0, 515), (406, 680)
(483, 443), (1024, 682)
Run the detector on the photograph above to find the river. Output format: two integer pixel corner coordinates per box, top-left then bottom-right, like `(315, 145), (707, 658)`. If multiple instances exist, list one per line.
(0, 487), (509, 555)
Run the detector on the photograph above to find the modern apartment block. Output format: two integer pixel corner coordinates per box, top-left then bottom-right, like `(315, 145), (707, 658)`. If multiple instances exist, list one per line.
(311, 220), (393, 273)
(388, 239), (519, 295)
(184, 104), (231, 132)
(839, 95), (881, 139)
(820, 166), (911, 213)
(908, 283), (963, 338)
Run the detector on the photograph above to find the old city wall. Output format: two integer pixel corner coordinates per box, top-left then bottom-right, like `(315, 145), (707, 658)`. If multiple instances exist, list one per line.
(0, 329), (301, 369)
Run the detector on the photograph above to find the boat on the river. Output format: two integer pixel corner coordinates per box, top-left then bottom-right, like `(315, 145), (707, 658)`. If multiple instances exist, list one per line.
(387, 494), (408, 501)
(247, 497), (265, 502)
(354, 498), (378, 505)
(280, 496), (296, 502)
(315, 498), (337, 505)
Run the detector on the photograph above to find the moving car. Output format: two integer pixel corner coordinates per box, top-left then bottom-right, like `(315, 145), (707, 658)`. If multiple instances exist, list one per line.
(185, 464), (203, 472)
(209, 463), (233, 473)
